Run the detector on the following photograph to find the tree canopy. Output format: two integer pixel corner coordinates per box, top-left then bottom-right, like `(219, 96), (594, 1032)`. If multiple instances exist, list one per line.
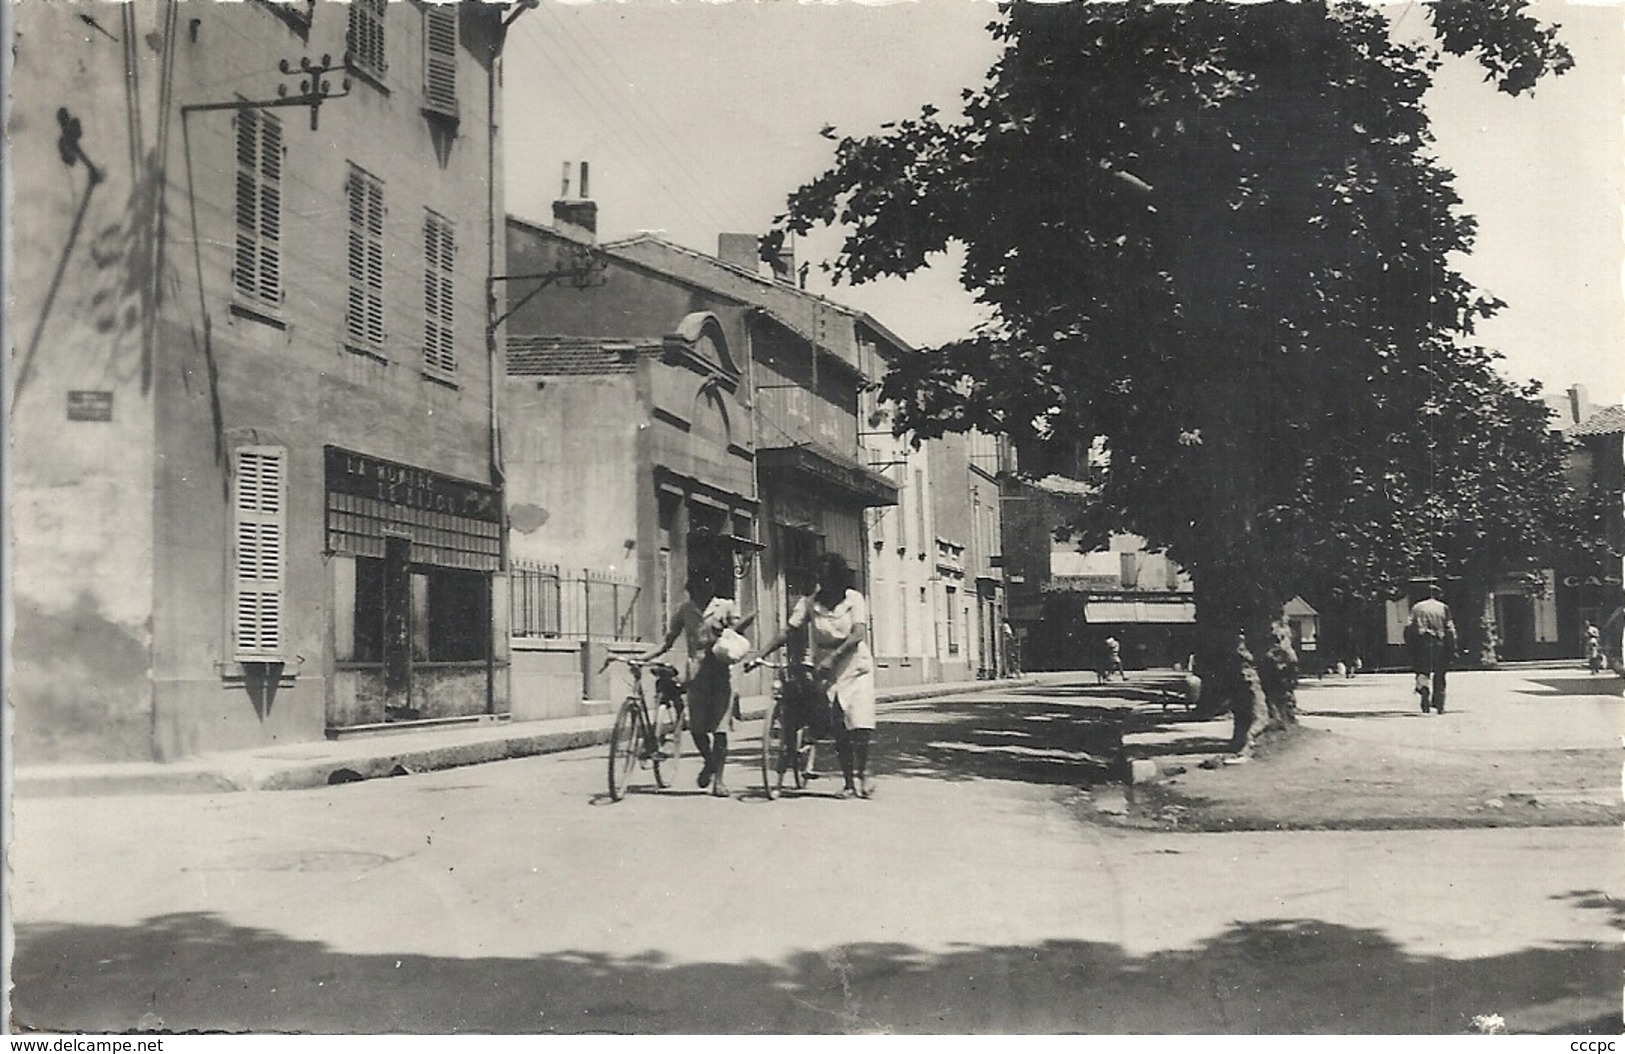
(774, 0), (1576, 748)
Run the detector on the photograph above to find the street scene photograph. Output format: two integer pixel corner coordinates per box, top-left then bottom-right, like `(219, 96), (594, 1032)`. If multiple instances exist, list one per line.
(5, 0), (1623, 1038)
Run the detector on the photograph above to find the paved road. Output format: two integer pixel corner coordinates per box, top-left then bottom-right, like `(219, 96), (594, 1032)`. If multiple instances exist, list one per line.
(9, 681), (1620, 1034)
(1295, 666), (1621, 751)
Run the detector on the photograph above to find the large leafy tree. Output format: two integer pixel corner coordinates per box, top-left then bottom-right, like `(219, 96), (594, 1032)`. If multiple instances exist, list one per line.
(773, 0), (1573, 752)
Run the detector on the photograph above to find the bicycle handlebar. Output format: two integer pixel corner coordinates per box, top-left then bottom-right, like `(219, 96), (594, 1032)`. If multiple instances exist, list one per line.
(600, 654), (680, 677)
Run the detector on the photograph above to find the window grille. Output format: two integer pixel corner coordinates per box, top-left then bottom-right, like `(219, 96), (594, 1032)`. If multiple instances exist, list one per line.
(511, 563), (640, 642)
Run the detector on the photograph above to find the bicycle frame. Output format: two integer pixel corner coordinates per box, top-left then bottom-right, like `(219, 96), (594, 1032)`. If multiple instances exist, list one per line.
(603, 656), (685, 800)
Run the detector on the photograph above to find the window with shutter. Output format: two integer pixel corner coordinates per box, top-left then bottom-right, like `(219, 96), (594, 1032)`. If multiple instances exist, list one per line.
(422, 5), (458, 119)
(232, 446), (288, 661)
(345, 165), (386, 353)
(423, 210), (456, 377)
(233, 108), (283, 307)
(347, 0), (388, 81)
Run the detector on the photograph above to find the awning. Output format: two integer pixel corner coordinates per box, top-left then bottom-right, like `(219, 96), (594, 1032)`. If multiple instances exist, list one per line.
(1084, 600), (1196, 624)
(758, 443), (899, 507)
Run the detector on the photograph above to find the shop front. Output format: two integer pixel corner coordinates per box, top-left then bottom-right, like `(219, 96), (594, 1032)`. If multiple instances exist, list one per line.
(324, 447), (505, 731)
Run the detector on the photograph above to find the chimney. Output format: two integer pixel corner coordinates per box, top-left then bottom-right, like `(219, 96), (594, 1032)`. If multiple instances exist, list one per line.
(717, 233), (761, 274)
(552, 161), (598, 242)
(1568, 384), (1591, 426)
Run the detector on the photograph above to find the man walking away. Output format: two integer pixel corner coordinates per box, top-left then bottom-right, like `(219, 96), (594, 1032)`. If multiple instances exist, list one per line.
(1405, 584), (1457, 714)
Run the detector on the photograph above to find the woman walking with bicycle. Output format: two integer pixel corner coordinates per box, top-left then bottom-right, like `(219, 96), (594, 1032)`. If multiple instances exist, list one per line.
(637, 570), (747, 797)
(752, 552), (878, 799)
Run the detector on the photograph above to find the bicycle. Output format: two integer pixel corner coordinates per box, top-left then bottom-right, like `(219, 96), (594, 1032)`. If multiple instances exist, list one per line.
(602, 655), (686, 802)
(751, 658), (837, 800)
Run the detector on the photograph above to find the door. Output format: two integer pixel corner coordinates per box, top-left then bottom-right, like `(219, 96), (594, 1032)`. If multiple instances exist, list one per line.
(383, 534), (414, 719)
(1494, 593), (1534, 661)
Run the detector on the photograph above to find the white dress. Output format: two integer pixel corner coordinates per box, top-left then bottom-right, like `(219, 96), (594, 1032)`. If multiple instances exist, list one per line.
(789, 589), (876, 731)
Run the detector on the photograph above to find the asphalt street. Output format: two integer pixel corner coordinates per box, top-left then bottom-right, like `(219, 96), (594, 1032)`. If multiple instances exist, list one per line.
(8, 677), (1621, 1034)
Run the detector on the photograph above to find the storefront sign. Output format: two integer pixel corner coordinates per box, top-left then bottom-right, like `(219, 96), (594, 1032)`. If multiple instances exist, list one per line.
(325, 447), (500, 522)
(1563, 574), (1622, 588)
(1047, 573), (1123, 592)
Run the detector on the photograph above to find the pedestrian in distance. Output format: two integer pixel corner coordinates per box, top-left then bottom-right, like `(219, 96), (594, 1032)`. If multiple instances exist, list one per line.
(1002, 619), (1020, 677)
(1404, 584), (1457, 714)
(751, 552), (878, 799)
(637, 570), (752, 797)
(1105, 635), (1125, 681)
(1584, 621), (1603, 674)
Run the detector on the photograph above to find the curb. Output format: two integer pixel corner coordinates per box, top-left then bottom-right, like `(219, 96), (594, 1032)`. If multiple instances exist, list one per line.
(16, 675), (1066, 797)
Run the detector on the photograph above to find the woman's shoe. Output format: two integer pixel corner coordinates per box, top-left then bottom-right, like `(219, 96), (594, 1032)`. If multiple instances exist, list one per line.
(697, 764), (714, 789)
(858, 776), (875, 799)
(839, 785), (858, 799)
(710, 779), (729, 798)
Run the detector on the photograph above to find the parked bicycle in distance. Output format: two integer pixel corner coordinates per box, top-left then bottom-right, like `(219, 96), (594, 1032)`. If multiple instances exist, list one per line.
(601, 655), (686, 802)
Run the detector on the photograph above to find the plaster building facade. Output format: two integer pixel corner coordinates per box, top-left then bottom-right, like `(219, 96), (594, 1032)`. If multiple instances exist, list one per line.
(12, 1), (514, 762)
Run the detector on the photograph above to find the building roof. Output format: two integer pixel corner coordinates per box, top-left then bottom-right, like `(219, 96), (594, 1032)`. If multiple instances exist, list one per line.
(1572, 404), (1625, 438)
(506, 336), (659, 376)
(601, 233), (877, 373)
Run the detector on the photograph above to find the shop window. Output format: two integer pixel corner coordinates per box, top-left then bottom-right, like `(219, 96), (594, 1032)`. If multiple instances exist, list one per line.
(352, 556), (386, 662)
(348, 557), (487, 663)
(426, 568), (488, 661)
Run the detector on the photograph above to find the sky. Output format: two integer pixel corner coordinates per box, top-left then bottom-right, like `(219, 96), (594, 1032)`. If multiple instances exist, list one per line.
(502, 0), (1624, 408)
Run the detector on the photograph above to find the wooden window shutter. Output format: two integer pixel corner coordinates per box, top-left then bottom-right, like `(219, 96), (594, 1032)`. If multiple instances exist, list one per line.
(233, 107), (282, 307)
(348, 0), (388, 79)
(422, 5), (458, 118)
(346, 166), (386, 350)
(424, 211), (456, 375)
(233, 109), (261, 299)
(257, 111), (283, 305)
(232, 446), (288, 661)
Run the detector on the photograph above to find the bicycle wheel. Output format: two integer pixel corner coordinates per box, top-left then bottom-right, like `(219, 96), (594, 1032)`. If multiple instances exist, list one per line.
(607, 699), (645, 802)
(652, 700), (683, 789)
(761, 697), (793, 800)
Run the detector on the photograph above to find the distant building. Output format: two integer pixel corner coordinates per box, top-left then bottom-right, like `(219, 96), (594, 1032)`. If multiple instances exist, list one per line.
(501, 216), (905, 707)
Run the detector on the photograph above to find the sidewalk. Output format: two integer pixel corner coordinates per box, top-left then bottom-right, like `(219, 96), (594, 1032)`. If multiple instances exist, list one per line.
(14, 673), (1079, 797)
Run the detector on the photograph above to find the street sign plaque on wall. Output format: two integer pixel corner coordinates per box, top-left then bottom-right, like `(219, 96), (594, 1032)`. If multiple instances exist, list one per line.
(66, 391), (113, 421)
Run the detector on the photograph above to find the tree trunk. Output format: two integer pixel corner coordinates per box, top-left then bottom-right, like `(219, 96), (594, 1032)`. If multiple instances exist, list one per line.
(1191, 570), (1299, 755)
(1458, 575), (1497, 668)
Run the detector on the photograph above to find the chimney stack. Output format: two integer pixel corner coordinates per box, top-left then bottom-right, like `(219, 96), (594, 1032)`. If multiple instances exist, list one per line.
(552, 160), (597, 242)
(1568, 384), (1592, 426)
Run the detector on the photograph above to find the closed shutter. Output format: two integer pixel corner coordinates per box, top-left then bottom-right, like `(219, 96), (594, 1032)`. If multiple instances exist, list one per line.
(348, 0), (388, 79)
(346, 166), (385, 350)
(233, 446), (287, 661)
(423, 5), (458, 118)
(232, 108), (282, 306)
(424, 211), (456, 376)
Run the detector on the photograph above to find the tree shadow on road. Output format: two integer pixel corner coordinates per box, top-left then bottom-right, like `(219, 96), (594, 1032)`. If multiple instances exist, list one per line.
(11, 910), (1618, 1034)
(868, 697), (1124, 787)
